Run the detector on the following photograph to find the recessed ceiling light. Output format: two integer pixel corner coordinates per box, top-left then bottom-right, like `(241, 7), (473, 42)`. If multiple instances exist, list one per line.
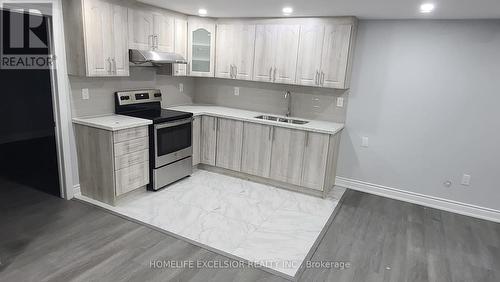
(198, 8), (207, 16)
(420, 3), (435, 13)
(282, 7), (293, 16)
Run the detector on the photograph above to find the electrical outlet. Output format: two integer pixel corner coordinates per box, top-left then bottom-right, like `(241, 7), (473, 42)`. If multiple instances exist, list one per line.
(336, 97), (344, 107)
(361, 137), (369, 147)
(81, 88), (89, 100)
(234, 87), (240, 96)
(461, 174), (471, 186)
(179, 83), (184, 92)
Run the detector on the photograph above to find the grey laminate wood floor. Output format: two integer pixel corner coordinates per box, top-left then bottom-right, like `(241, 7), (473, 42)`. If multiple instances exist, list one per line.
(1, 178), (499, 282)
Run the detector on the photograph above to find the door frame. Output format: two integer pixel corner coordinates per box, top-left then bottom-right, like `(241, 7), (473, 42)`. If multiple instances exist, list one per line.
(1, 0), (75, 199)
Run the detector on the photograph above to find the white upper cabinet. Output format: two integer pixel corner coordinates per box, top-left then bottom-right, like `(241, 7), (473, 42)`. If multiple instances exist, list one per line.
(253, 24), (299, 84)
(215, 23), (255, 80)
(174, 18), (188, 76)
(215, 24), (234, 79)
(83, 0), (113, 76)
(296, 21), (355, 89)
(63, 0), (128, 77)
(188, 17), (216, 77)
(320, 24), (353, 88)
(273, 25), (300, 84)
(253, 25), (277, 82)
(153, 13), (175, 52)
(110, 4), (129, 76)
(233, 24), (256, 80)
(296, 24), (325, 86)
(128, 7), (175, 52)
(128, 8), (154, 50)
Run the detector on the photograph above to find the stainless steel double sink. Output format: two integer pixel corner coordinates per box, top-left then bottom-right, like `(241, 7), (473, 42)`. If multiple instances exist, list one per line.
(254, 115), (309, 125)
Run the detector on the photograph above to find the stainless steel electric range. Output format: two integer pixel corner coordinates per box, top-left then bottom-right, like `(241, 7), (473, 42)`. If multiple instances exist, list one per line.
(115, 89), (193, 191)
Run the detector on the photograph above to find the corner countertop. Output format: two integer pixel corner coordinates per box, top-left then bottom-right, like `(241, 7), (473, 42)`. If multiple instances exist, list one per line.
(72, 114), (152, 131)
(167, 105), (344, 135)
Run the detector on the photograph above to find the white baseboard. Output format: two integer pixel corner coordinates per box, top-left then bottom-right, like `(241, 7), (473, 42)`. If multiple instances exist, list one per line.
(335, 176), (500, 223)
(73, 184), (81, 196)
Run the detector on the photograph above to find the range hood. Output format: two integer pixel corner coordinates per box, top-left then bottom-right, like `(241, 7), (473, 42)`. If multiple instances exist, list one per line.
(129, 49), (187, 65)
(129, 49), (187, 75)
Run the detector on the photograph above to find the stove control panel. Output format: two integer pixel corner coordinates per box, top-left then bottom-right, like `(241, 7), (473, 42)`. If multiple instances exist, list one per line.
(115, 89), (162, 106)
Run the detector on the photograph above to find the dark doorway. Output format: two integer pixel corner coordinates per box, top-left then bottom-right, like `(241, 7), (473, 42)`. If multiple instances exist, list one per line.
(0, 8), (60, 196)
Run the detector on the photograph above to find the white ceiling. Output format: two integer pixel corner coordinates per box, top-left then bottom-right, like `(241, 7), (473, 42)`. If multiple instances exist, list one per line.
(138, 0), (500, 19)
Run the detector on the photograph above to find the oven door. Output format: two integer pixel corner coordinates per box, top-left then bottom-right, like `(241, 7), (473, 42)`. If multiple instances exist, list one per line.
(154, 118), (192, 168)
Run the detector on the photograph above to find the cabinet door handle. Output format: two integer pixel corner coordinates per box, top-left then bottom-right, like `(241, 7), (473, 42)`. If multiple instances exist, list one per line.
(321, 71), (325, 85)
(155, 35), (159, 49)
(148, 35), (153, 49)
(314, 70), (319, 85)
(269, 66), (273, 81)
(213, 118), (216, 131)
(305, 132), (309, 147)
(268, 127), (272, 140)
(273, 67), (277, 82)
(112, 58), (116, 74)
(107, 57), (112, 73)
(234, 65), (238, 78)
(272, 127), (275, 141)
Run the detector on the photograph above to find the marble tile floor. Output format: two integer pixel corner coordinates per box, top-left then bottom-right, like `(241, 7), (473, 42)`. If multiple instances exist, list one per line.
(75, 169), (345, 278)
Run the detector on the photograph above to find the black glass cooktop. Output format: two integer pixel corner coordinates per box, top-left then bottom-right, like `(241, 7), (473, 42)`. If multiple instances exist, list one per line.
(124, 109), (193, 124)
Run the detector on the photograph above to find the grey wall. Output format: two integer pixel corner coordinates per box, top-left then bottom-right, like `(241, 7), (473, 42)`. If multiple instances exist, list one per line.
(338, 20), (500, 211)
(194, 78), (349, 123)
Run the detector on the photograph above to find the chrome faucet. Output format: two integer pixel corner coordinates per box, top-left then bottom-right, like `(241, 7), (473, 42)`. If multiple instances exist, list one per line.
(284, 90), (292, 117)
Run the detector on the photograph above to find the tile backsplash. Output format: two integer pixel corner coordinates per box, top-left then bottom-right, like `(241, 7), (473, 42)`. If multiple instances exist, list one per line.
(69, 67), (195, 117)
(69, 69), (348, 123)
(194, 78), (348, 123)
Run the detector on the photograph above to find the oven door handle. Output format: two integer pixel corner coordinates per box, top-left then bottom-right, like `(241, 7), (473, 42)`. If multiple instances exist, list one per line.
(154, 117), (193, 129)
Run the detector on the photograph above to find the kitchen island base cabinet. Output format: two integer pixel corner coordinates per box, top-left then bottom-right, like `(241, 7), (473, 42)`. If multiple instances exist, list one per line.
(215, 118), (243, 171)
(240, 123), (273, 178)
(74, 124), (150, 206)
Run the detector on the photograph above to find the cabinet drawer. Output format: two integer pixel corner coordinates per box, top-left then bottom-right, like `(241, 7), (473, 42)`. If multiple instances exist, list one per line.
(114, 137), (148, 157)
(113, 126), (148, 143)
(115, 162), (149, 196)
(114, 149), (149, 171)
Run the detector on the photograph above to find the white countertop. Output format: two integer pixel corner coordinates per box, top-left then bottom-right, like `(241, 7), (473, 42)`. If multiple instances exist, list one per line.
(168, 105), (344, 135)
(72, 114), (152, 131)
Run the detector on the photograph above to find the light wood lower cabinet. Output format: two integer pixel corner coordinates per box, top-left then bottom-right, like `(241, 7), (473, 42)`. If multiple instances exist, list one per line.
(192, 116), (201, 165)
(300, 132), (330, 190)
(216, 118), (243, 171)
(192, 115), (341, 196)
(240, 122), (273, 178)
(269, 127), (306, 186)
(200, 116), (217, 165)
(74, 124), (150, 205)
(115, 162), (149, 196)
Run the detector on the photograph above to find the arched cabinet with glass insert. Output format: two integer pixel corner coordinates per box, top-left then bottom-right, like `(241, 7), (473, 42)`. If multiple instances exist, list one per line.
(187, 17), (215, 77)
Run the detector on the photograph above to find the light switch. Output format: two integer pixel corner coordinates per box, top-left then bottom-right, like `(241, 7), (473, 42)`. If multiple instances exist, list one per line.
(234, 87), (240, 96)
(361, 137), (369, 147)
(336, 97), (344, 107)
(179, 83), (184, 92)
(81, 88), (89, 100)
